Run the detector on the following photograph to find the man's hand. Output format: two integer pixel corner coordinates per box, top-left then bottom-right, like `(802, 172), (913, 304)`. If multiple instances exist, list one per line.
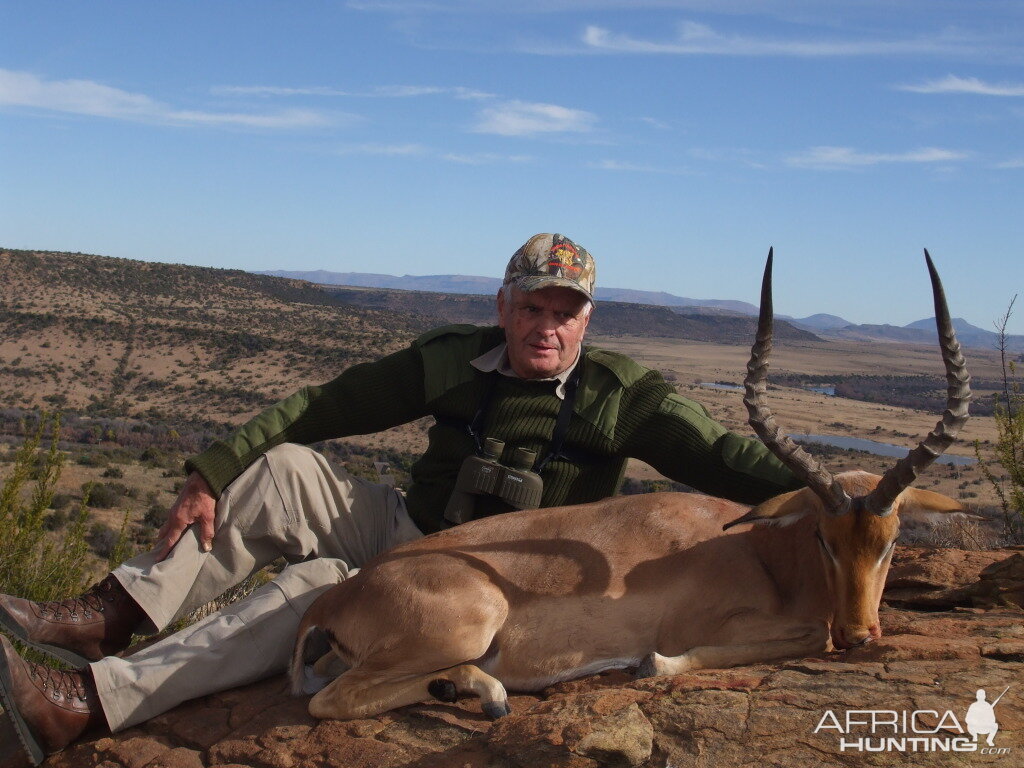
(156, 472), (216, 561)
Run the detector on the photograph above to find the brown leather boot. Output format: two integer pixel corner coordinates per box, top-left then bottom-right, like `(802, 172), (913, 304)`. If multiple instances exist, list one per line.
(0, 635), (106, 765)
(0, 575), (144, 667)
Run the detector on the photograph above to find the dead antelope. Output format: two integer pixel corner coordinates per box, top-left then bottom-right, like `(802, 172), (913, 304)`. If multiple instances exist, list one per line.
(290, 249), (971, 721)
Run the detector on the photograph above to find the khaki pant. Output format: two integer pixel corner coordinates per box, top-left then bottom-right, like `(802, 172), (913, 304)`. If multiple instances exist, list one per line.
(91, 444), (423, 731)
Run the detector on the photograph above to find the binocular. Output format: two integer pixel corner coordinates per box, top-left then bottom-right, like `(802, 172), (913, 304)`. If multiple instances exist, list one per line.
(443, 438), (543, 526)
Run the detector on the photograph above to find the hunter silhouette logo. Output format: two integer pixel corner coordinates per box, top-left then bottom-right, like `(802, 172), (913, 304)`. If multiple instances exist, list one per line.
(813, 686), (1012, 755)
(966, 687), (1008, 747)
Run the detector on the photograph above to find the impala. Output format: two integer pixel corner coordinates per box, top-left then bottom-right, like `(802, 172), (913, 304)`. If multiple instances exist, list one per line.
(289, 249), (971, 720)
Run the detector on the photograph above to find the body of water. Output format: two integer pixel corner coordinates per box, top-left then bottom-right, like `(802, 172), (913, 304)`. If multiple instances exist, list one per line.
(790, 433), (975, 466)
(699, 382), (835, 396)
(804, 385), (836, 396)
(698, 382), (745, 391)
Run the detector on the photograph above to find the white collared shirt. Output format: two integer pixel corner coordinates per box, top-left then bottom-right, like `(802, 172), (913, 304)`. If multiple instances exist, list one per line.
(469, 343), (580, 400)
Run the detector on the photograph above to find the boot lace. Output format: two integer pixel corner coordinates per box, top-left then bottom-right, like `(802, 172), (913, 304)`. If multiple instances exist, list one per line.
(37, 577), (120, 621)
(28, 663), (90, 704)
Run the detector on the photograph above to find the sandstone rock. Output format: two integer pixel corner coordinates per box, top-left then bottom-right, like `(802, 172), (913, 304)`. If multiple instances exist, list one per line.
(488, 690), (654, 768)
(144, 748), (204, 768)
(103, 735), (173, 768)
(978, 551), (1024, 608)
(885, 547), (1021, 609)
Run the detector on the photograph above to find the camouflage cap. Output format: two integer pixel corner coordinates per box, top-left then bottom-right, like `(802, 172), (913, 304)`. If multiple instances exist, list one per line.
(503, 233), (596, 303)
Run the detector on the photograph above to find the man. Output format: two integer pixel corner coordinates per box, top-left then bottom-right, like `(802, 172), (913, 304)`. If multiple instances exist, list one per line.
(0, 233), (800, 763)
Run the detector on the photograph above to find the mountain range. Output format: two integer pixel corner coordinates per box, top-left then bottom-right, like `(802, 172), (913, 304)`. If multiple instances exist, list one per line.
(258, 269), (1023, 353)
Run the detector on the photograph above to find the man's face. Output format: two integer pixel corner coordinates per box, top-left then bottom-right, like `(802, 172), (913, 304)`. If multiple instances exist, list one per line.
(497, 285), (591, 379)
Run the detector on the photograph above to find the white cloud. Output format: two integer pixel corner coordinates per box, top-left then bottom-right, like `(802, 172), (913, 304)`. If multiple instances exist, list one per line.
(472, 100), (597, 136)
(441, 152), (533, 164)
(995, 157), (1024, 169)
(0, 69), (333, 129)
(897, 74), (1024, 97)
(582, 21), (968, 57)
(639, 116), (671, 130)
(336, 143), (428, 155)
(688, 147), (766, 168)
(334, 144), (533, 164)
(786, 146), (968, 169)
(588, 159), (690, 174)
(213, 84), (494, 100)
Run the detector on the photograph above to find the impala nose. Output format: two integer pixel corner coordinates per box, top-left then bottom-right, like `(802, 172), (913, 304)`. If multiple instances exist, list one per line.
(833, 626), (877, 650)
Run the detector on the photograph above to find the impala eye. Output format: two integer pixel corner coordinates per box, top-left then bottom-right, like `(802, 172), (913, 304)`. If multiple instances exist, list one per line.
(875, 538), (898, 568)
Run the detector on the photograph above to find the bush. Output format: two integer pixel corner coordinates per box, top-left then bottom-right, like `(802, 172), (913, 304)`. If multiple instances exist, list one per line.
(0, 413), (92, 602)
(976, 297), (1024, 544)
(87, 522), (118, 558)
(102, 467), (124, 479)
(43, 509), (68, 531)
(76, 452), (108, 468)
(83, 482), (121, 509)
(51, 492), (74, 510)
(144, 502), (166, 530)
(106, 510), (135, 570)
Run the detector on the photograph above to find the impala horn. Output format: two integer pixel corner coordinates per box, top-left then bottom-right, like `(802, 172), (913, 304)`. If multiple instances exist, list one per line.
(860, 250), (971, 515)
(742, 248), (970, 517)
(743, 248), (853, 515)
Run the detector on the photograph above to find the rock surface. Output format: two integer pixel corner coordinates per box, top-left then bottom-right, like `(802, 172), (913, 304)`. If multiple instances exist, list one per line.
(5, 547), (1022, 768)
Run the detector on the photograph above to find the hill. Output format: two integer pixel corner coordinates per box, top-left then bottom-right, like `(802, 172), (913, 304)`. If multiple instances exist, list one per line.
(0, 249), (816, 426)
(258, 268), (763, 314)
(259, 268), (1024, 352)
(318, 285), (818, 344)
(0, 249), (425, 424)
(825, 317), (1024, 353)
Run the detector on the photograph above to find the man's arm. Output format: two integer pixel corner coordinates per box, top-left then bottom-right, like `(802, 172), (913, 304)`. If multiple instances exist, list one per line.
(159, 344), (428, 558)
(618, 387), (801, 505)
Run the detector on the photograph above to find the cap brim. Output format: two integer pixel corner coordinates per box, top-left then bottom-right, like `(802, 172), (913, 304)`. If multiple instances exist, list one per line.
(511, 275), (594, 303)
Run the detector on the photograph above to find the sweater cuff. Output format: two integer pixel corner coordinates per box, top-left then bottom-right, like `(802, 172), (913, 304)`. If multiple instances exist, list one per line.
(183, 441), (248, 498)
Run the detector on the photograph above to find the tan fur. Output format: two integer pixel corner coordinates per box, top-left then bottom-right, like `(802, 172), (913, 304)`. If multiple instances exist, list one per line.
(290, 473), (964, 720)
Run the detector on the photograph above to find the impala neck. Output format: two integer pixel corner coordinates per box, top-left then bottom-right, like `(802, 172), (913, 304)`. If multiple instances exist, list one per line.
(748, 514), (833, 621)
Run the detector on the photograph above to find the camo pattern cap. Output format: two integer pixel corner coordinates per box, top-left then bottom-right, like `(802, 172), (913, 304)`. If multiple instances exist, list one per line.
(503, 233), (596, 303)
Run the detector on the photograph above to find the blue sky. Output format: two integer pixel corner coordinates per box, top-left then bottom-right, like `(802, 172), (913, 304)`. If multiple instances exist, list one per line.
(1, 1), (1022, 333)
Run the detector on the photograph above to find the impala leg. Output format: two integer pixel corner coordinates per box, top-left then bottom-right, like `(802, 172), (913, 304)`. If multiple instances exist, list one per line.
(308, 663), (510, 720)
(312, 650), (349, 679)
(637, 620), (827, 678)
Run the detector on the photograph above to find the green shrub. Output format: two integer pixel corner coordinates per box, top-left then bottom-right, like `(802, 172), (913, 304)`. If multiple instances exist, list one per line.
(144, 502), (166, 530)
(106, 509), (135, 571)
(76, 452), (108, 468)
(976, 297), (1024, 544)
(0, 413), (92, 601)
(83, 482), (121, 509)
(51, 492), (74, 510)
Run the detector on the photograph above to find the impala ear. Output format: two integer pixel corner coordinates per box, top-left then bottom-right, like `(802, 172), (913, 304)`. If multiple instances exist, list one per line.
(723, 489), (815, 531)
(897, 487), (980, 526)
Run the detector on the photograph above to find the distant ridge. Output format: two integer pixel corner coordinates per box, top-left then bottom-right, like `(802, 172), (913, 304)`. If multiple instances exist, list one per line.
(258, 268), (1023, 352)
(257, 269), (761, 315)
(825, 317), (1024, 352)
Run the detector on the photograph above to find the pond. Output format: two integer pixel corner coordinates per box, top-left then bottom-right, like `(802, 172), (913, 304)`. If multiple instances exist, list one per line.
(789, 433), (975, 466)
(698, 382), (744, 391)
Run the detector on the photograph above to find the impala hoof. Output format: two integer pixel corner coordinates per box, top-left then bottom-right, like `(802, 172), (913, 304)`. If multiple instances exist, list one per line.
(427, 678), (458, 703)
(635, 653), (660, 679)
(483, 700), (511, 720)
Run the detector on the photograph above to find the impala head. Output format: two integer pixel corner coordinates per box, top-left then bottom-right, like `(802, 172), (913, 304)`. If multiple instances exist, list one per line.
(735, 248), (971, 650)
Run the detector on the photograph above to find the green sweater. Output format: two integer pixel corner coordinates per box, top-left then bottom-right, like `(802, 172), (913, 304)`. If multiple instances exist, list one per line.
(186, 325), (800, 533)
